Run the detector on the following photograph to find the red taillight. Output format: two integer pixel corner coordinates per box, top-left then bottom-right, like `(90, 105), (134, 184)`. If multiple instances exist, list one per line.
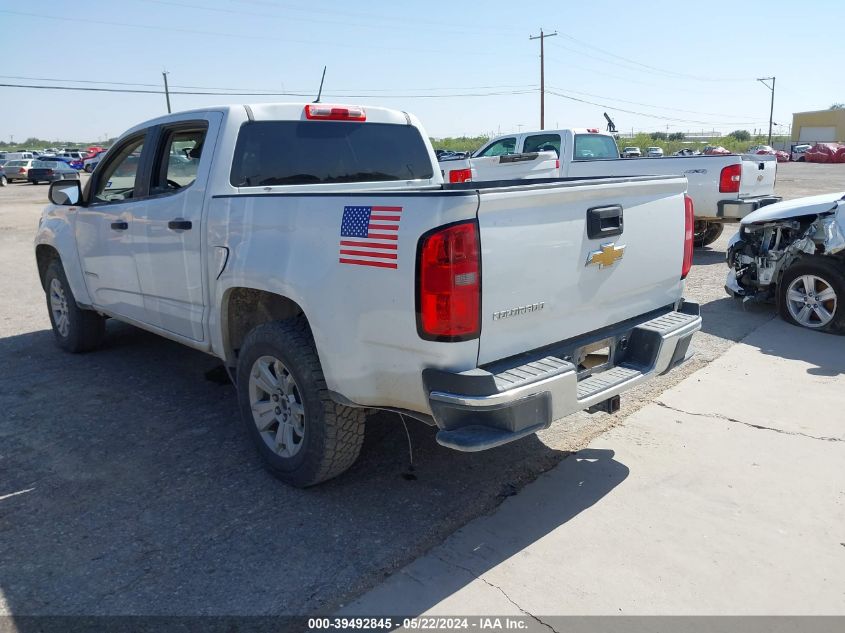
(46, 169), (54, 175)
(719, 163), (741, 193)
(18, 168), (26, 174)
(682, 194), (694, 279)
(304, 104), (366, 121)
(417, 222), (481, 340)
(555, 159), (560, 170)
(586, 128), (599, 133)
(448, 168), (472, 183)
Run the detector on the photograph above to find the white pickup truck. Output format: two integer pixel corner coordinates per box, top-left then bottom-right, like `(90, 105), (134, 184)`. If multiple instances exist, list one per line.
(439, 128), (781, 246)
(35, 103), (701, 486)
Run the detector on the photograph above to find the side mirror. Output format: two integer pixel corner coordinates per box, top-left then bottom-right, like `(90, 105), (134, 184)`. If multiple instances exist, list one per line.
(48, 179), (82, 206)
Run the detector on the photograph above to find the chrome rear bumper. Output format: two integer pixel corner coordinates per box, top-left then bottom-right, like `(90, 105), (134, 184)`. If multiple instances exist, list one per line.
(425, 302), (702, 451)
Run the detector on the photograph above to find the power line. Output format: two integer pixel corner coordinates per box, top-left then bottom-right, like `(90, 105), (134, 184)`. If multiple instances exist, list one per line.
(0, 82), (535, 99)
(546, 85), (761, 120)
(0, 10), (527, 58)
(0, 74), (536, 94)
(546, 89), (765, 126)
(134, 0), (511, 37)
(553, 33), (752, 83)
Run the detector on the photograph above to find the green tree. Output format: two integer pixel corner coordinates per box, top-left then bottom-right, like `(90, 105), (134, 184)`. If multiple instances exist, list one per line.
(649, 131), (668, 140)
(831, 103), (844, 110)
(728, 130), (751, 141)
(667, 132), (685, 141)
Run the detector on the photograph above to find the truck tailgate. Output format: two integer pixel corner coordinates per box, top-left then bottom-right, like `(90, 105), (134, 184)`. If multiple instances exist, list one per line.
(476, 176), (687, 365)
(740, 154), (777, 198)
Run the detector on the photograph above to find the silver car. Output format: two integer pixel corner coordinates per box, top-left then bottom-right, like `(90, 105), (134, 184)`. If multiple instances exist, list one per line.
(3, 159), (34, 182)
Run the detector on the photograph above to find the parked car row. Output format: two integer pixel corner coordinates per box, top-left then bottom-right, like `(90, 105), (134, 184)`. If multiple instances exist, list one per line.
(1, 158), (82, 184)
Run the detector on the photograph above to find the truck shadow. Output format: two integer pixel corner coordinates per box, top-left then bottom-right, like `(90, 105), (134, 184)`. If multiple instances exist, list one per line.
(0, 322), (626, 620)
(742, 317), (845, 377)
(342, 446), (629, 617)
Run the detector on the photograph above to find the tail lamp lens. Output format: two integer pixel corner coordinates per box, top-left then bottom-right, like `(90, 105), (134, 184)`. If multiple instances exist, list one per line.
(417, 221), (480, 340)
(719, 163), (741, 193)
(682, 194), (694, 279)
(448, 168), (472, 183)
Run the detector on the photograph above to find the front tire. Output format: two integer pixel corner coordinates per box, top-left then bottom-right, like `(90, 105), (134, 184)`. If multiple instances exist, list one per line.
(44, 259), (106, 352)
(236, 318), (366, 487)
(778, 258), (845, 333)
(694, 221), (724, 247)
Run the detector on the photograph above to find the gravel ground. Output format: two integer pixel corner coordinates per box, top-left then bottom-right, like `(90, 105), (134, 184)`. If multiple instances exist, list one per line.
(1, 162), (843, 616)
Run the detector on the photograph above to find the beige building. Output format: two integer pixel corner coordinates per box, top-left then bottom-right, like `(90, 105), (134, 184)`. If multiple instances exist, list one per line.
(791, 109), (845, 143)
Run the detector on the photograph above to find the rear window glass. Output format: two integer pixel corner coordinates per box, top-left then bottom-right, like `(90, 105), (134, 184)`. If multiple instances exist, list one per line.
(7, 161), (24, 166)
(573, 134), (620, 160)
(230, 121), (434, 187)
(34, 161), (60, 168)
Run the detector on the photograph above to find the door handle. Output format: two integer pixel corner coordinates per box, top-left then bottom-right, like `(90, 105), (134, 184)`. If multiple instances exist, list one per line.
(168, 219), (192, 230)
(587, 205), (624, 239)
(110, 221), (128, 230)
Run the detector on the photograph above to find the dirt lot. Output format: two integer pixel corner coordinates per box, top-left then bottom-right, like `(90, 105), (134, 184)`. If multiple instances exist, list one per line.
(1, 162), (844, 616)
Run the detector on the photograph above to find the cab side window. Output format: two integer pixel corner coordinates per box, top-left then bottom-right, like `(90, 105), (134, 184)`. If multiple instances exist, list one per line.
(93, 137), (145, 204)
(524, 134), (560, 156)
(476, 137), (516, 158)
(150, 126), (207, 195)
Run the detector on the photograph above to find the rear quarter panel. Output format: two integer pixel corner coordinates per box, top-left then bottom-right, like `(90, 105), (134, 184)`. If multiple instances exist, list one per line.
(207, 191), (482, 413)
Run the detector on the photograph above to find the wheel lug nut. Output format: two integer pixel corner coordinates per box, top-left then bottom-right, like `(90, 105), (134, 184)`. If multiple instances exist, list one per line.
(274, 407), (281, 415)
(272, 394), (279, 402)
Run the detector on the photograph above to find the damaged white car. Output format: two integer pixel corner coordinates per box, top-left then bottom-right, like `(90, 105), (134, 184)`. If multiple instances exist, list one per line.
(726, 192), (845, 333)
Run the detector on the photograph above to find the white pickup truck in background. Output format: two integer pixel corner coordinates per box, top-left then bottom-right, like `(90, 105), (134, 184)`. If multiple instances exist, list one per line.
(439, 128), (781, 246)
(35, 103), (701, 486)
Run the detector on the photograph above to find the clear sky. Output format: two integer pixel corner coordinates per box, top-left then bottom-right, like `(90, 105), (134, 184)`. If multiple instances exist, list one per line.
(0, 0), (841, 143)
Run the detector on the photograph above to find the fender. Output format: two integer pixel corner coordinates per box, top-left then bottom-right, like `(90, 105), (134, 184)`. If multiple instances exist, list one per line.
(34, 204), (92, 307)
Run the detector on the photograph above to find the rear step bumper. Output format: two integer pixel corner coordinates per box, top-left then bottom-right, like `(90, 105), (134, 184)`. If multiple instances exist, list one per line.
(425, 302), (701, 452)
(716, 195), (781, 220)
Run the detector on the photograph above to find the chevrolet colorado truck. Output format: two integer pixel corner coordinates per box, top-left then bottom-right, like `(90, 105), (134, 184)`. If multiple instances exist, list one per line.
(35, 103), (701, 487)
(439, 128), (780, 246)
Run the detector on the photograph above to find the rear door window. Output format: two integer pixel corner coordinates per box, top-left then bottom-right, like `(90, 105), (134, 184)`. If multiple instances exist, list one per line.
(523, 134), (561, 156)
(573, 134), (620, 160)
(230, 121), (434, 187)
(150, 125), (207, 194)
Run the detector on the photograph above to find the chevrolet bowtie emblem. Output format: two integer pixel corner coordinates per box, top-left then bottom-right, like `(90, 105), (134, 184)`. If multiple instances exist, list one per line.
(586, 243), (625, 268)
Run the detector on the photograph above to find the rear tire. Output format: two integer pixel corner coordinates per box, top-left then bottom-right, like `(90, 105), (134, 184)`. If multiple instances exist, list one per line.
(236, 318), (366, 487)
(84, 164), (93, 173)
(778, 258), (845, 334)
(0, 175), (6, 186)
(44, 259), (106, 352)
(694, 221), (724, 247)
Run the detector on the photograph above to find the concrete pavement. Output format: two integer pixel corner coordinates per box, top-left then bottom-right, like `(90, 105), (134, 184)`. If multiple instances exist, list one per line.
(344, 318), (845, 617)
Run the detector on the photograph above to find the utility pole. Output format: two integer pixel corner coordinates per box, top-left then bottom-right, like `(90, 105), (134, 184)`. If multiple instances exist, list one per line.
(757, 76), (775, 145)
(162, 71), (172, 114)
(529, 28), (557, 130)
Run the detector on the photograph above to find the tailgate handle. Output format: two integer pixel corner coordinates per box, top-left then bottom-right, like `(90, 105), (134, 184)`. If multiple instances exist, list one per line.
(758, 162), (765, 170)
(587, 205), (623, 239)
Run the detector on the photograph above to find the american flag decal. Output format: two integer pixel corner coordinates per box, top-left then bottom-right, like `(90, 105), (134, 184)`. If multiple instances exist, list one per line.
(339, 205), (402, 269)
